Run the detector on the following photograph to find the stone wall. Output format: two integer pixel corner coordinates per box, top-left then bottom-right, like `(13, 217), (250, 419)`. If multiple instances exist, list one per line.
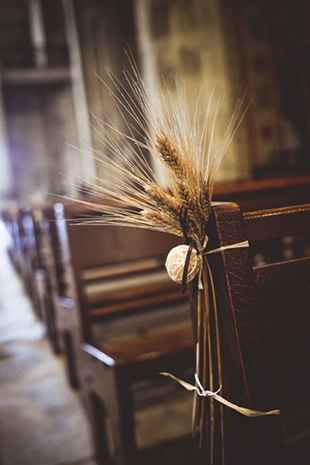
(134, 0), (250, 183)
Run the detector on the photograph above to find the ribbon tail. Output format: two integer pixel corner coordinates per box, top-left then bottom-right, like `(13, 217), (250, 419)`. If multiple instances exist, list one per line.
(212, 393), (280, 417)
(160, 372), (197, 392)
(160, 372), (280, 417)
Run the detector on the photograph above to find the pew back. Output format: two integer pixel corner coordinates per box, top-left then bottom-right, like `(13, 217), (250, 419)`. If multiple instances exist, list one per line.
(52, 201), (190, 387)
(204, 202), (310, 465)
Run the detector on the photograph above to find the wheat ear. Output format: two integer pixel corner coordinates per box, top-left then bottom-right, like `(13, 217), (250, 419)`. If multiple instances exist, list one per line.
(201, 180), (212, 220)
(177, 181), (204, 230)
(142, 210), (183, 236)
(156, 135), (188, 182)
(145, 183), (182, 216)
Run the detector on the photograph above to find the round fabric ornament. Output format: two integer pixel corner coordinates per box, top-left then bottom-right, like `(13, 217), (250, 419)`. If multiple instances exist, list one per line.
(165, 244), (202, 284)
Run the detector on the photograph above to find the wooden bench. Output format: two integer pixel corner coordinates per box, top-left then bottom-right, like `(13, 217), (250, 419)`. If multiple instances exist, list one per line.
(4, 195), (309, 463)
(213, 174), (310, 212)
(14, 203), (46, 319)
(49, 199), (310, 465)
(1, 204), (23, 273)
(34, 176), (310, 371)
(4, 201), (69, 356)
(27, 203), (64, 354)
(198, 202), (310, 465)
(52, 200), (196, 403)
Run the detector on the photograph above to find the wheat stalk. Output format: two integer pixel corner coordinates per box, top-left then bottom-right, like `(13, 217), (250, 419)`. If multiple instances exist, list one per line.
(67, 59), (247, 248)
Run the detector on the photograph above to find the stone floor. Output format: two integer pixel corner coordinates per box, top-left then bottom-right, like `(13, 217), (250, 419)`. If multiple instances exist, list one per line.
(0, 223), (96, 465)
(0, 222), (205, 465)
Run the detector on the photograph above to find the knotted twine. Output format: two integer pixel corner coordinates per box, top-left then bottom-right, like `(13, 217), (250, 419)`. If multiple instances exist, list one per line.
(164, 237), (280, 465)
(160, 372), (280, 418)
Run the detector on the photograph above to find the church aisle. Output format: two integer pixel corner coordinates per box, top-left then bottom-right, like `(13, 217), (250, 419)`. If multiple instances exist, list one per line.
(0, 221), (95, 465)
(0, 220), (204, 465)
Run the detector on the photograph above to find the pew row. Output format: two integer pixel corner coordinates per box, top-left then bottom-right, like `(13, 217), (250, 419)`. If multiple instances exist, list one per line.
(51, 201), (197, 462)
(61, 201), (309, 465)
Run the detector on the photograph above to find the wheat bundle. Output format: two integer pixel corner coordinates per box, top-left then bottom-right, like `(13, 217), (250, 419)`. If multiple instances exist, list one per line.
(69, 59), (259, 465)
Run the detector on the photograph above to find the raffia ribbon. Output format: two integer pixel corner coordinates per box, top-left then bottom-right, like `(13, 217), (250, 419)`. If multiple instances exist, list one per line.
(160, 372), (280, 417)
(204, 239), (250, 256)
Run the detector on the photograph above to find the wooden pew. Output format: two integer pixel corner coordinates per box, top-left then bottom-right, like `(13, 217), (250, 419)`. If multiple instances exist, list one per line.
(4, 202), (65, 355)
(16, 203), (45, 318)
(1, 204), (23, 273)
(199, 202), (310, 465)
(2, 203), (41, 303)
(39, 175), (309, 373)
(213, 174), (310, 212)
(52, 201), (195, 397)
(49, 194), (308, 463)
(29, 203), (64, 354)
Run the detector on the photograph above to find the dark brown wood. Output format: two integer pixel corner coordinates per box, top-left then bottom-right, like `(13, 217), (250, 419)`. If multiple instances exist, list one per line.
(54, 200), (186, 341)
(206, 204), (282, 465)
(31, 204), (62, 354)
(254, 258), (310, 407)
(97, 325), (194, 368)
(243, 203), (310, 241)
(51, 200), (195, 465)
(89, 290), (186, 318)
(203, 202), (310, 465)
(213, 175), (310, 212)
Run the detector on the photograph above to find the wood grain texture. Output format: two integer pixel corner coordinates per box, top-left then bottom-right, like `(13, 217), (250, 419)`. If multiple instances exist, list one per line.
(207, 203), (283, 465)
(243, 203), (310, 241)
(254, 258), (310, 407)
(203, 202), (310, 464)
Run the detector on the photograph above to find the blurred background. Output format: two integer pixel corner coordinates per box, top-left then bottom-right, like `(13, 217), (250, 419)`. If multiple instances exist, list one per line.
(0, 0), (309, 207)
(0, 2), (310, 465)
